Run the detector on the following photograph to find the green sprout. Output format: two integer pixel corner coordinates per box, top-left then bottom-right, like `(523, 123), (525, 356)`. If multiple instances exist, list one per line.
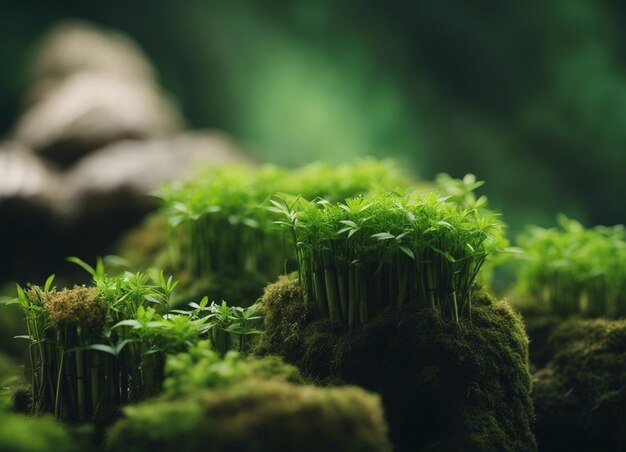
(2, 258), (217, 422)
(273, 190), (502, 326)
(514, 215), (626, 318)
(157, 159), (411, 281)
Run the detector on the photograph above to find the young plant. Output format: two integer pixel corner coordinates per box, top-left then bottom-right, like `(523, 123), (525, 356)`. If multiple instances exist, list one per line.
(157, 159), (411, 281)
(273, 190), (502, 326)
(4, 258), (210, 422)
(514, 215), (626, 318)
(182, 299), (263, 354)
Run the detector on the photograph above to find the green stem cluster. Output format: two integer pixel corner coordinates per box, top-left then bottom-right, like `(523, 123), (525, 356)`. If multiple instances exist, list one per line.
(10, 262), (206, 422)
(275, 192), (499, 326)
(158, 159), (410, 280)
(516, 215), (626, 318)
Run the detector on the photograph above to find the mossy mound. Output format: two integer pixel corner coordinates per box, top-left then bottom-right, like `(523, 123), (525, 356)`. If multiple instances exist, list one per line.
(0, 412), (77, 452)
(256, 276), (536, 451)
(522, 314), (563, 370)
(106, 379), (391, 452)
(533, 318), (626, 451)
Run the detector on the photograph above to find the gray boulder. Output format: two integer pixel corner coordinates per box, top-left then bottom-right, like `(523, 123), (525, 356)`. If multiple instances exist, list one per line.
(63, 130), (251, 220)
(13, 20), (183, 164)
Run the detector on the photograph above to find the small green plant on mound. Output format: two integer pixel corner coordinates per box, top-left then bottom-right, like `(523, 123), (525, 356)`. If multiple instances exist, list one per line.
(256, 276), (536, 451)
(272, 191), (502, 326)
(533, 318), (626, 451)
(172, 299), (263, 354)
(107, 342), (391, 452)
(2, 257), (260, 423)
(161, 340), (303, 396)
(514, 215), (626, 318)
(157, 158), (410, 279)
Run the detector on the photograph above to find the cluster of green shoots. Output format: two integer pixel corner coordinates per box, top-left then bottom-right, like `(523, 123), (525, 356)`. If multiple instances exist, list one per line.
(515, 215), (626, 318)
(5, 258), (261, 422)
(273, 190), (501, 326)
(157, 159), (409, 278)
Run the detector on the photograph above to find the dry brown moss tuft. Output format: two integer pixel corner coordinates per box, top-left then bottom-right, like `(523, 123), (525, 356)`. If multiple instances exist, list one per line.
(43, 285), (105, 329)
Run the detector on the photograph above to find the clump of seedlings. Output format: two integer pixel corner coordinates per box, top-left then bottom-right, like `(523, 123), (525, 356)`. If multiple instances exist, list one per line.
(107, 341), (392, 452)
(514, 215), (626, 318)
(173, 299), (262, 354)
(4, 257), (260, 424)
(157, 158), (409, 280)
(272, 190), (502, 326)
(256, 189), (536, 450)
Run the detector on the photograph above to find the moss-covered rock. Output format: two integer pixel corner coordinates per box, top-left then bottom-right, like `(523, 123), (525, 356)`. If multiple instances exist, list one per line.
(256, 276), (536, 451)
(0, 412), (77, 452)
(522, 314), (563, 370)
(106, 379), (391, 452)
(533, 318), (626, 451)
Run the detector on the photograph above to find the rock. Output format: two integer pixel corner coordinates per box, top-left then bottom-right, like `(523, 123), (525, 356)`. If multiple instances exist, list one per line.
(33, 20), (155, 85)
(0, 143), (68, 282)
(533, 318), (626, 451)
(63, 130), (250, 220)
(0, 141), (64, 204)
(26, 20), (156, 105)
(256, 276), (537, 451)
(14, 72), (184, 164)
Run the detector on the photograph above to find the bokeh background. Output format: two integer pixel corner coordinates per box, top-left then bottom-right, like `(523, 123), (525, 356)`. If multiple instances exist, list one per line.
(1, 0), (625, 277)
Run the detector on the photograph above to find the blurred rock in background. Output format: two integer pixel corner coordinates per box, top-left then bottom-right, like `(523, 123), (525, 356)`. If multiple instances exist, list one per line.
(0, 20), (251, 285)
(14, 21), (184, 165)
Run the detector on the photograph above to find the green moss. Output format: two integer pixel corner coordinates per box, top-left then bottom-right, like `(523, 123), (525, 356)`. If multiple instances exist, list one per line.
(533, 318), (626, 451)
(257, 277), (536, 451)
(163, 342), (303, 396)
(520, 314), (563, 370)
(106, 379), (392, 452)
(0, 412), (77, 452)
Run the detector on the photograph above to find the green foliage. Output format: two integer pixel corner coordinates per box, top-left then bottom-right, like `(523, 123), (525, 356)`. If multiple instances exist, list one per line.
(106, 379), (391, 452)
(1, 258), (225, 423)
(273, 190), (502, 325)
(514, 215), (626, 317)
(157, 159), (411, 279)
(162, 340), (301, 397)
(172, 298), (263, 354)
(0, 412), (77, 452)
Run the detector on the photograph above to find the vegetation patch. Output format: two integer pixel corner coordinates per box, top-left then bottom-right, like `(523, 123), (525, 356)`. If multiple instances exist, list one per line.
(533, 318), (626, 451)
(513, 215), (626, 318)
(3, 258), (262, 424)
(256, 276), (536, 451)
(157, 159), (410, 281)
(107, 342), (391, 452)
(272, 190), (502, 326)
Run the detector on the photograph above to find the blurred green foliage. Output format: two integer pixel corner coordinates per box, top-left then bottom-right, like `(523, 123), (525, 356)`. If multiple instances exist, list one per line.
(1, 0), (625, 233)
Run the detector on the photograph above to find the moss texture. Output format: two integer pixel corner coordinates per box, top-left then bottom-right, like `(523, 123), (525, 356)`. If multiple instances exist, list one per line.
(106, 379), (391, 452)
(533, 318), (626, 451)
(256, 276), (536, 451)
(0, 412), (77, 452)
(522, 314), (563, 370)
(40, 285), (105, 329)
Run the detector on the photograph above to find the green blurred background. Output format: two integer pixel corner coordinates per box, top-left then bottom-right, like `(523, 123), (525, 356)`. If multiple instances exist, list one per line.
(1, 0), (625, 233)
